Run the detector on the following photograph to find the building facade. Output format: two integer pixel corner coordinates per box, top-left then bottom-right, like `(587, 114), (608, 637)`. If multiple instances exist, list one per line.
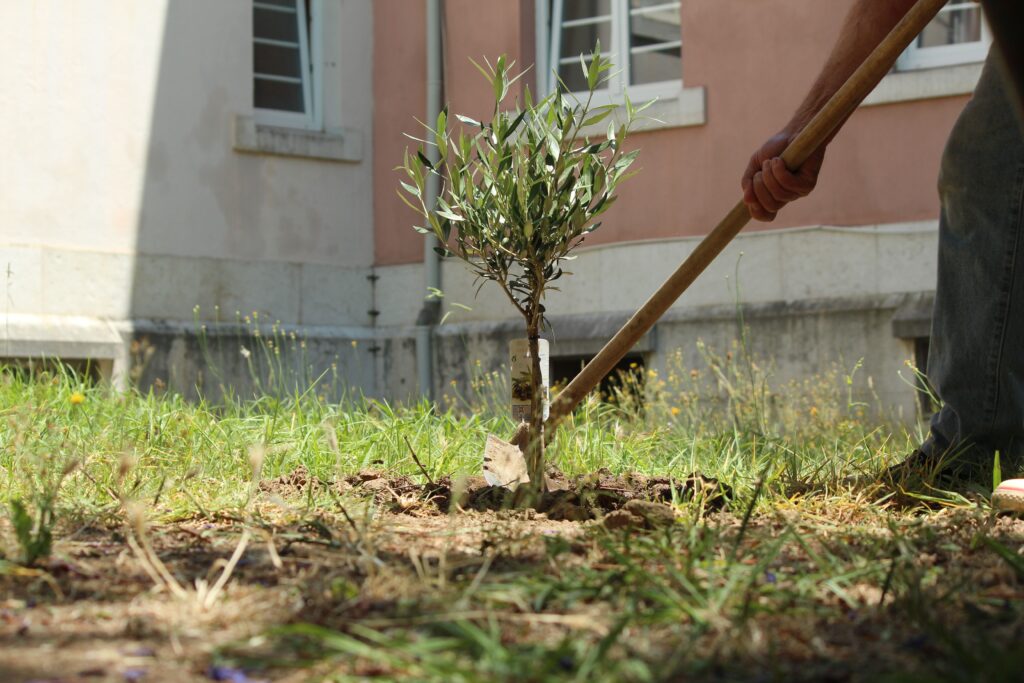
(1, 1), (990, 417)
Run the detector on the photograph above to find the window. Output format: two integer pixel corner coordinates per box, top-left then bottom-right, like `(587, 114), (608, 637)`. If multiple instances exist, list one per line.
(898, 0), (990, 70)
(549, 0), (682, 100)
(253, 0), (321, 129)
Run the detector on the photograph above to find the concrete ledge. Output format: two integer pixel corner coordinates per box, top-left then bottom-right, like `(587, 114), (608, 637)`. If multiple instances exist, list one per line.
(232, 115), (364, 162)
(862, 63), (981, 107)
(436, 312), (656, 357)
(577, 86), (706, 137)
(659, 291), (931, 323)
(377, 221), (941, 327)
(891, 293), (934, 339)
(433, 291), (932, 351)
(0, 313), (123, 360)
(122, 318), (377, 341)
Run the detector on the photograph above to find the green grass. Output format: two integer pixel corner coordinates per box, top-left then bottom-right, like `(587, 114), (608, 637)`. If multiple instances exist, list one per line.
(0, 355), (1021, 682)
(0, 346), (922, 521)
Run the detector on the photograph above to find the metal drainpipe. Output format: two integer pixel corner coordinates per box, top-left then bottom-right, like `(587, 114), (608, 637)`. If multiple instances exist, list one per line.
(416, 0), (443, 400)
(534, 0), (549, 95)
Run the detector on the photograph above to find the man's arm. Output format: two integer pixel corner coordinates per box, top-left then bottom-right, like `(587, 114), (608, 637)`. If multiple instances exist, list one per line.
(742, 0), (919, 221)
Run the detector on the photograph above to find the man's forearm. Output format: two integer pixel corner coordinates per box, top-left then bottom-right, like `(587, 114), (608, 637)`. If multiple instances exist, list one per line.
(785, 0), (918, 136)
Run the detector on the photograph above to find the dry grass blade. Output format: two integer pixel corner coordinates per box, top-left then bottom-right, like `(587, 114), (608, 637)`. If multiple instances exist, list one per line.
(199, 529), (252, 609)
(126, 503), (189, 600)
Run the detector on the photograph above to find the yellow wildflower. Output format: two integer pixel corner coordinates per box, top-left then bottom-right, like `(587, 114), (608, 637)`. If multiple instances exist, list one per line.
(670, 406), (681, 417)
(70, 392), (85, 405)
(809, 406), (819, 417)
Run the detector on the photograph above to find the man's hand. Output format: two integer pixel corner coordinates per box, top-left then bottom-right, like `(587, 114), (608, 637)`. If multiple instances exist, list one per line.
(741, 132), (825, 222)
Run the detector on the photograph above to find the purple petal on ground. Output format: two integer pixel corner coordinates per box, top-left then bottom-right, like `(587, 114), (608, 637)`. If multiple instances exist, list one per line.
(123, 668), (148, 681)
(205, 665), (268, 683)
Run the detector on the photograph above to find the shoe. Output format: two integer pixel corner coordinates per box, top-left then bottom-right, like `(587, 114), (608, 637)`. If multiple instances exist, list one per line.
(882, 443), (990, 488)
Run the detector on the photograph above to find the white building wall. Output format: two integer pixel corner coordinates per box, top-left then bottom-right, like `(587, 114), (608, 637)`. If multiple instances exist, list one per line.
(1, 0), (378, 392)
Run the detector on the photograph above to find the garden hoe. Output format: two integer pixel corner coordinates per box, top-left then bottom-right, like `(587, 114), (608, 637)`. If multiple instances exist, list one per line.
(483, 0), (949, 490)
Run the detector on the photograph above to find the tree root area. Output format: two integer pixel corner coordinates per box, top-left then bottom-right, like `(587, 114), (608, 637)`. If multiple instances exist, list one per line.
(260, 466), (733, 522)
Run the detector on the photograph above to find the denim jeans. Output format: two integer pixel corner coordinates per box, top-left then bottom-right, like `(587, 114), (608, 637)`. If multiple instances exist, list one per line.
(927, 50), (1024, 462)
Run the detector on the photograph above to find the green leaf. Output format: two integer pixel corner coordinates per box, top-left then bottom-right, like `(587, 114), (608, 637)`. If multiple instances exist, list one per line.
(10, 499), (32, 551)
(415, 150), (434, 170)
(434, 107), (446, 137)
(587, 39), (603, 90)
(506, 109), (528, 137)
(546, 132), (561, 162)
(455, 114), (482, 128)
(582, 105), (616, 128)
(494, 55), (508, 102)
(437, 209), (464, 222)
(10, 499), (51, 566)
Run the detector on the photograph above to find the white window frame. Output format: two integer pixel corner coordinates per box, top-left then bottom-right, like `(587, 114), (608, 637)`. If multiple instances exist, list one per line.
(548, 0), (683, 105)
(897, 1), (991, 71)
(253, 0), (324, 131)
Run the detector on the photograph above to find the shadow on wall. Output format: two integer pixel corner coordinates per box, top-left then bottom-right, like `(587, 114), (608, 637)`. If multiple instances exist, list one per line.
(127, 0), (376, 402)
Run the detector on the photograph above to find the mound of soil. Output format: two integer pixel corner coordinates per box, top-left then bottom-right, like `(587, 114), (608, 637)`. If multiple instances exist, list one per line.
(261, 466), (732, 522)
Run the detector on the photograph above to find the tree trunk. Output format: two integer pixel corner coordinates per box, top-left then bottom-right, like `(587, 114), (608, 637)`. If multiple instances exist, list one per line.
(525, 314), (546, 497)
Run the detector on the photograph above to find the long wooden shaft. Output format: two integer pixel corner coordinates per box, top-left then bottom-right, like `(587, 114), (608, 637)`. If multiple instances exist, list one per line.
(547, 0), (947, 426)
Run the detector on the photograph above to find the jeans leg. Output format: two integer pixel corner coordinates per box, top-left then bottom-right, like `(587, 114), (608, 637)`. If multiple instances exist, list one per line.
(928, 52), (1024, 462)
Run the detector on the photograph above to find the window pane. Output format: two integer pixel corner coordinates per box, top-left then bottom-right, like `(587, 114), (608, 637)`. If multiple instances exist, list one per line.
(918, 4), (982, 48)
(628, 0), (681, 84)
(557, 0), (613, 93)
(559, 20), (612, 60)
(255, 78), (305, 112)
(253, 0), (309, 116)
(563, 0), (612, 23)
(255, 42), (302, 79)
(631, 46), (681, 84)
(254, 5), (299, 44)
(557, 61), (592, 92)
(629, 2), (681, 47)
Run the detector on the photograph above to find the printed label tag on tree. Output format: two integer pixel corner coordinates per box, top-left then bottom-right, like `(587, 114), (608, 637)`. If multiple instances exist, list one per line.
(510, 339), (549, 423)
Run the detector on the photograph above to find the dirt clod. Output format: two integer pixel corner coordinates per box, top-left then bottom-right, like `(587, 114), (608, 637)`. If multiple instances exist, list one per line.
(602, 509), (644, 530)
(622, 499), (676, 527)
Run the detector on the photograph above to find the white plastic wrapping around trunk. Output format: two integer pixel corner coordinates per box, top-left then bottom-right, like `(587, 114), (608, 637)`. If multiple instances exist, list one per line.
(509, 338), (549, 423)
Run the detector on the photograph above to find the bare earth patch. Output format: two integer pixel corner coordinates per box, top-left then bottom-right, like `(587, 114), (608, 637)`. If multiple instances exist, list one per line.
(2, 470), (1023, 682)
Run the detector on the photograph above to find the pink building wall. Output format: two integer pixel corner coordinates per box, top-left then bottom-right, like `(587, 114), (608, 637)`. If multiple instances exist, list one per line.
(373, 0), (967, 266)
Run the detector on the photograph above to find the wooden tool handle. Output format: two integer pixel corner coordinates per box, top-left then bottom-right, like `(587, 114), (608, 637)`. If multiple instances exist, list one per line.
(547, 0), (947, 426)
